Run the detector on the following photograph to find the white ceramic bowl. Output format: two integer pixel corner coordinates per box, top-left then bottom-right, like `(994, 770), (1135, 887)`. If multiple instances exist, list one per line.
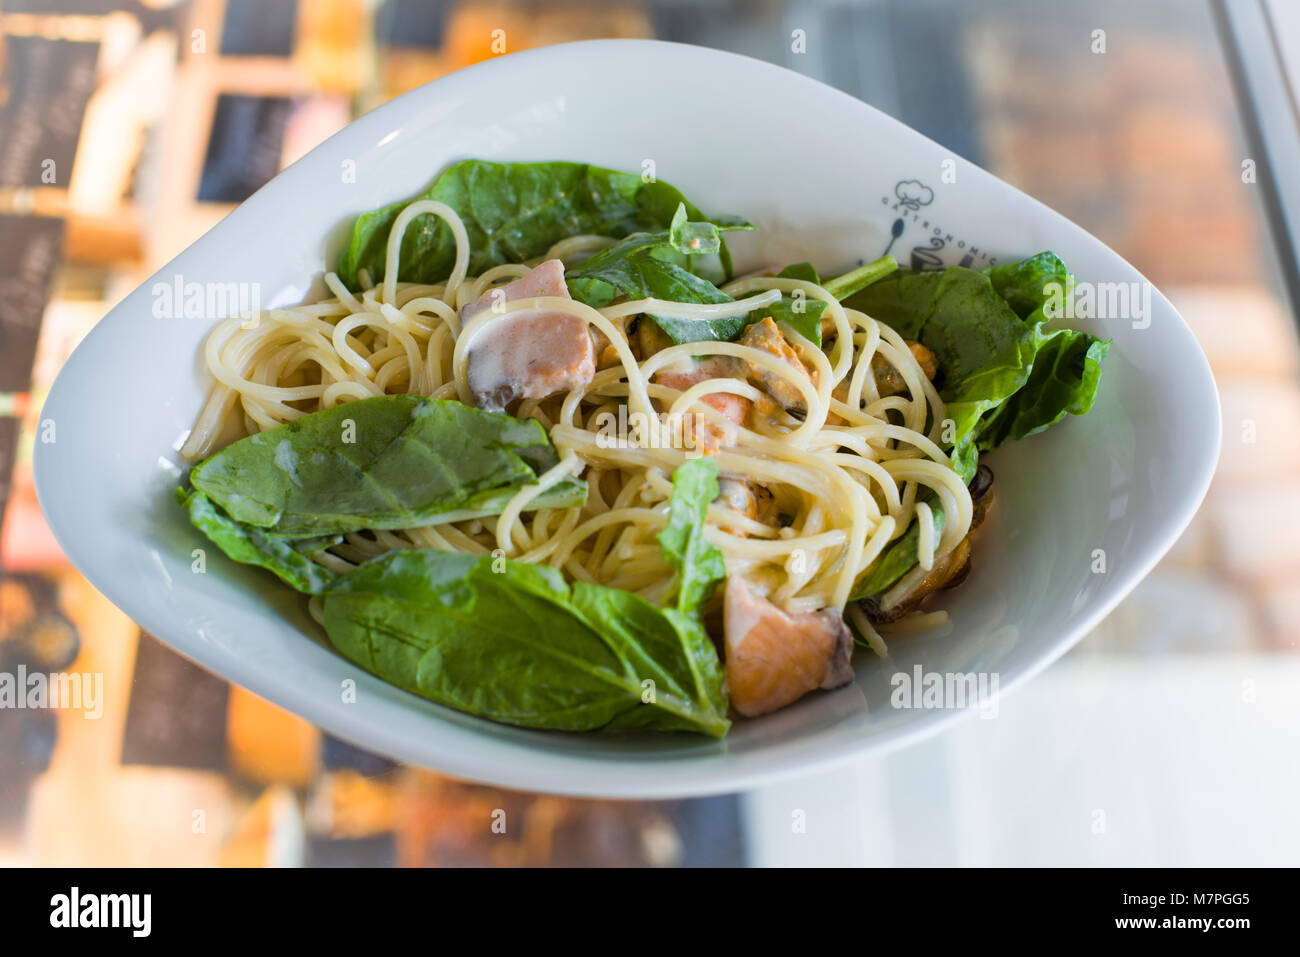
(35, 40), (1220, 797)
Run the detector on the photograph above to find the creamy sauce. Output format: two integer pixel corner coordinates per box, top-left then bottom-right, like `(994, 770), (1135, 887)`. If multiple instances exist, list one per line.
(274, 439), (302, 487)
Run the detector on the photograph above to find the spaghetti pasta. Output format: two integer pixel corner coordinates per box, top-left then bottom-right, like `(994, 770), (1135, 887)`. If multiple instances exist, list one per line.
(181, 201), (974, 641)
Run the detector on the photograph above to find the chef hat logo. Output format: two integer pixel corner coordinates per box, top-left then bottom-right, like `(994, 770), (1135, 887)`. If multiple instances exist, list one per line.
(895, 179), (934, 210)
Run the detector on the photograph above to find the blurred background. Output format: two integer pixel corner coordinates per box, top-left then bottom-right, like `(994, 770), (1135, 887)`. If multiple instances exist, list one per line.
(1, 0), (1297, 867)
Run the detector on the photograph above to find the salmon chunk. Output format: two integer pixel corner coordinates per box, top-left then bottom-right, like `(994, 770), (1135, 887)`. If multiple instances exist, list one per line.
(738, 316), (813, 411)
(653, 356), (751, 453)
(723, 576), (854, 717)
(464, 259), (594, 412)
(466, 258), (570, 314)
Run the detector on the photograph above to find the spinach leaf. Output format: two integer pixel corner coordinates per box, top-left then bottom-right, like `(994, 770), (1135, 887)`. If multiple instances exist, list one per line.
(658, 456), (726, 615)
(845, 264), (1043, 480)
(178, 486), (338, 594)
(336, 160), (746, 289)
(319, 544), (731, 736)
(758, 263), (829, 346)
(845, 252), (1107, 601)
(984, 251), (1072, 319)
(758, 256), (897, 346)
(190, 395), (585, 537)
(849, 491), (943, 601)
(766, 296), (828, 346)
(565, 205), (739, 302)
(570, 584), (728, 735)
(317, 456), (731, 736)
(974, 329), (1109, 449)
(776, 262), (821, 284)
(566, 205), (752, 344)
(648, 457), (729, 721)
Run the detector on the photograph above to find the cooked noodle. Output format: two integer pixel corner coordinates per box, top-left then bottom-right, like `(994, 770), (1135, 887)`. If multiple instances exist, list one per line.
(181, 203), (974, 618)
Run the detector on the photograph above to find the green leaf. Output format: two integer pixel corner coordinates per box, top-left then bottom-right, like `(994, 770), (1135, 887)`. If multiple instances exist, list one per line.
(845, 252), (1107, 600)
(569, 591), (728, 735)
(845, 265), (1043, 481)
(983, 251), (1072, 319)
(975, 329), (1110, 450)
(657, 457), (727, 616)
(775, 262), (821, 284)
(751, 256), (896, 347)
(765, 296), (827, 346)
(336, 160), (747, 289)
(319, 551), (731, 736)
(189, 395), (585, 538)
(668, 202), (725, 255)
(565, 210), (752, 345)
(849, 491), (944, 601)
(177, 486), (337, 594)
